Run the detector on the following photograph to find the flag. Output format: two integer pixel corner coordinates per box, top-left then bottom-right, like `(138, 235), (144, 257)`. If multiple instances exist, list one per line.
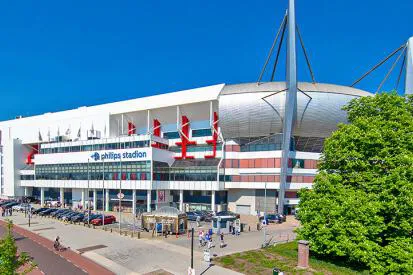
(65, 125), (71, 136)
(77, 127), (81, 138)
(90, 123), (95, 135)
(38, 130), (43, 142)
(47, 128), (50, 142)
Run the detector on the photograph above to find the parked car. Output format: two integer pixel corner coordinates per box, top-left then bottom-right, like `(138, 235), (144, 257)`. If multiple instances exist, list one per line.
(70, 213), (85, 223)
(55, 209), (72, 219)
(0, 201), (13, 206)
(91, 215), (116, 226)
(51, 209), (69, 218)
(33, 207), (49, 214)
(61, 211), (78, 221)
(3, 202), (20, 209)
(12, 204), (29, 212)
(39, 208), (59, 216)
(200, 210), (214, 222)
(259, 213), (286, 224)
(186, 211), (204, 221)
(83, 214), (100, 224)
(216, 211), (240, 218)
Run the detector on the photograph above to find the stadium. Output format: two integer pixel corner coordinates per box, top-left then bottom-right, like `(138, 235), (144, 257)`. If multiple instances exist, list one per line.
(0, 0), (411, 216)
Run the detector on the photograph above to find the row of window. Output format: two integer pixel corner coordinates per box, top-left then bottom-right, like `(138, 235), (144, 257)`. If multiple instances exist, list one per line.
(169, 144), (222, 153)
(162, 128), (212, 140)
(220, 175), (315, 183)
(35, 172), (151, 181)
(40, 140), (151, 154)
(224, 158), (318, 169)
(153, 172), (218, 182)
(36, 161), (151, 173)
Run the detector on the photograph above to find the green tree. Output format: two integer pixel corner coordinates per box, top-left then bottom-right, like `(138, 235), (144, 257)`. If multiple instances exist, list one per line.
(297, 93), (413, 273)
(0, 220), (32, 275)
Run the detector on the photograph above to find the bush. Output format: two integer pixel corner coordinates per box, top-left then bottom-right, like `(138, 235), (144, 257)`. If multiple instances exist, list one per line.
(297, 93), (413, 273)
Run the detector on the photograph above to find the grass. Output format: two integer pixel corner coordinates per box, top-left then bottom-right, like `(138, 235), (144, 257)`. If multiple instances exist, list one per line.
(215, 241), (369, 275)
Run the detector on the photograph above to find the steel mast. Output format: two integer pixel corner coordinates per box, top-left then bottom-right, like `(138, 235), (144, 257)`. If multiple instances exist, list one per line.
(405, 37), (413, 94)
(278, 0), (298, 215)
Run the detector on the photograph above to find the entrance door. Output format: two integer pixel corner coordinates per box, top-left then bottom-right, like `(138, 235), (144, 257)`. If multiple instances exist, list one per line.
(236, 205), (251, 215)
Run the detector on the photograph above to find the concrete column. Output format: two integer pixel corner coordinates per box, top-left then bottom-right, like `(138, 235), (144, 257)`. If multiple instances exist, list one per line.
(211, 191), (216, 212)
(59, 188), (64, 206)
(81, 189), (85, 208)
(132, 189), (137, 215)
(93, 189), (97, 210)
(105, 189), (110, 211)
(179, 190), (184, 212)
(40, 187), (45, 207)
(146, 190), (151, 212)
(24, 187), (28, 196)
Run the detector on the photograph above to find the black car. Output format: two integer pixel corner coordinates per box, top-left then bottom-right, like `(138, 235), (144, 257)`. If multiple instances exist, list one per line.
(39, 208), (59, 216)
(83, 214), (100, 224)
(200, 210), (214, 222)
(33, 207), (49, 214)
(2, 201), (19, 209)
(60, 211), (78, 221)
(71, 213), (85, 223)
(0, 201), (13, 206)
(55, 210), (72, 219)
(186, 211), (205, 221)
(51, 209), (69, 218)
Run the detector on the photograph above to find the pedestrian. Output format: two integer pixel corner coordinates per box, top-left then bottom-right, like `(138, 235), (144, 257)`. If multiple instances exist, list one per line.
(220, 232), (225, 248)
(0, 207), (3, 217)
(232, 225), (235, 235)
(196, 215), (201, 228)
(207, 235), (213, 249)
(198, 230), (204, 247)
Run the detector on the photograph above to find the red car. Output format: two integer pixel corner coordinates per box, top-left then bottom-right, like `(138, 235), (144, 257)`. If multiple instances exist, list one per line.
(91, 215), (116, 226)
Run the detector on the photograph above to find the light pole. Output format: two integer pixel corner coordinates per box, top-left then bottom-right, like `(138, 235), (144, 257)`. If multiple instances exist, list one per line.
(118, 142), (122, 234)
(263, 182), (267, 247)
(87, 159), (90, 227)
(102, 157), (105, 229)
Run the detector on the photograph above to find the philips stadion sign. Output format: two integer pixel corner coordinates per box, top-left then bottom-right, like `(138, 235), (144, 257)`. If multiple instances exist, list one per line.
(90, 150), (147, 161)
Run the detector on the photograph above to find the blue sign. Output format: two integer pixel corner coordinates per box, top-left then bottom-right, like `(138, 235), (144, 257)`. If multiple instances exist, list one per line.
(90, 150), (147, 161)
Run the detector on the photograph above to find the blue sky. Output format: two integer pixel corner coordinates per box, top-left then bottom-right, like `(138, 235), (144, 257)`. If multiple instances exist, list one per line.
(0, 0), (412, 120)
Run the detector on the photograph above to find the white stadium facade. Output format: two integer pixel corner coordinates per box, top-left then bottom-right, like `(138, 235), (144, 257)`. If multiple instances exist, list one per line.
(0, 0), (412, 216)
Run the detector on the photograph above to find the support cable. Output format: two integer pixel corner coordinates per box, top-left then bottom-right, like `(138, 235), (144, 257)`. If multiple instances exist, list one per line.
(395, 50), (407, 91)
(257, 12), (288, 84)
(296, 24), (316, 83)
(270, 17), (288, 81)
(351, 44), (405, 87)
(376, 46), (406, 94)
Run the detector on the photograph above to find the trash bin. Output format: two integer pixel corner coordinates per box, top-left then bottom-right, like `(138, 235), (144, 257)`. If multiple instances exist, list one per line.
(272, 268), (282, 275)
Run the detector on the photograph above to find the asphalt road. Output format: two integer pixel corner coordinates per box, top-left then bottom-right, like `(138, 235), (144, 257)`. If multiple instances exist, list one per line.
(0, 225), (86, 275)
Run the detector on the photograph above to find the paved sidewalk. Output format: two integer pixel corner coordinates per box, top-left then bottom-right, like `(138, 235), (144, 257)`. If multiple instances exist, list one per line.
(1, 213), (298, 275)
(0, 219), (114, 275)
(2, 213), (242, 274)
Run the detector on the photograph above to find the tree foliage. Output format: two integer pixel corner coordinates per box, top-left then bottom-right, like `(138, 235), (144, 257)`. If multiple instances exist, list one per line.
(297, 93), (413, 273)
(0, 220), (31, 275)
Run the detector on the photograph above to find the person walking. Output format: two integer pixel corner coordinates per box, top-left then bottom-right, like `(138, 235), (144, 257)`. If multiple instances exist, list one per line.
(220, 232), (225, 248)
(198, 230), (204, 247)
(196, 215), (201, 228)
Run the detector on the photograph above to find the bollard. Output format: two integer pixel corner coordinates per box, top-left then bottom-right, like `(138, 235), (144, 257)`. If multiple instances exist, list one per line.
(110, 228), (113, 233)
(138, 231), (141, 239)
(93, 225), (95, 229)
(297, 240), (310, 269)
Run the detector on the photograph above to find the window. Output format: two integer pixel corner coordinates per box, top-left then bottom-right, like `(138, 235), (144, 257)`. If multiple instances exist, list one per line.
(191, 129), (212, 137)
(163, 132), (180, 139)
